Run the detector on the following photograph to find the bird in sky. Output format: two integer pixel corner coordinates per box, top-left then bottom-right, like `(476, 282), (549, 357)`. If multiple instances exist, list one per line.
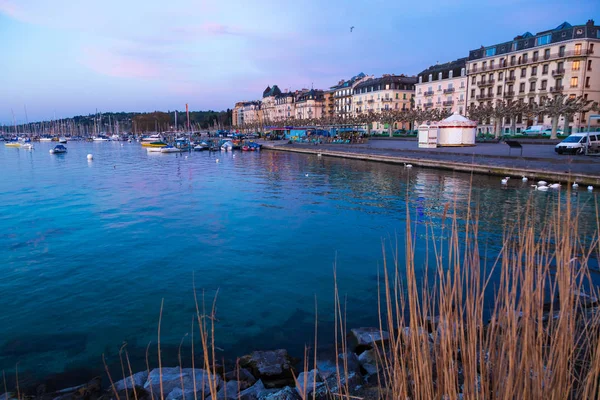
(350, 26), (355, 32)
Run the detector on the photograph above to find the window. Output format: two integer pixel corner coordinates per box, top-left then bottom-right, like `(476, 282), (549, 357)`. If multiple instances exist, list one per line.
(588, 60), (592, 71)
(570, 77), (578, 88)
(428, 74), (432, 82)
(555, 78), (562, 88)
(459, 106), (463, 114)
(490, 60), (495, 68)
(418, 76), (422, 83)
(449, 70), (453, 78)
(471, 89), (475, 97)
(460, 81), (465, 88)
(395, 93), (398, 99)
(497, 86), (503, 95)
(499, 72), (504, 80)
(472, 76), (476, 84)
(521, 68), (527, 77)
(537, 34), (551, 46)
(586, 77), (590, 88)
(542, 64), (549, 75)
(533, 51), (539, 61)
(522, 53), (528, 63)
(572, 60), (580, 71)
(559, 46), (566, 57)
(438, 72), (442, 80)
(438, 84), (442, 91)
(519, 82), (525, 93)
(541, 80), (547, 90)
(532, 66), (537, 76)
(459, 93), (464, 100)
(485, 47), (496, 57)
(500, 58), (505, 67)
(403, 93), (406, 99)
(461, 68), (466, 76)
(575, 43), (582, 56)
(511, 55), (516, 65)
(530, 81), (536, 91)
(489, 73), (494, 81)
(482, 61), (487, 70)
(544, 48), (551, 59)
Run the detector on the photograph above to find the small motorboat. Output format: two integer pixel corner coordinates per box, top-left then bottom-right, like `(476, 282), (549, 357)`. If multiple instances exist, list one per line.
(49, 144), (67, 154)
(160, 146), (184, 153)
(93, 136), (110, 142)
(4, 141), (21, 147)
(39, 137), (53, 142)
(194, 142), (209, 151)
(59, 137), (67, 143)
(242, 145), (250, 151)
(146, 147), (163, 153)
(22, 143), (34, 150)
(221, 141), (233, 151)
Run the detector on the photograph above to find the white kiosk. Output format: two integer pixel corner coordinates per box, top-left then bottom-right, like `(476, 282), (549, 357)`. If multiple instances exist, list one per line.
(418, 123), (438, 148)
(437, 113), (477, 147)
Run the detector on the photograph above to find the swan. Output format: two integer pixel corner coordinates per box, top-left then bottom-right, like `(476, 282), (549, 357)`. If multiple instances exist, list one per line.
(535, 185), (549, 191)
(501, 178), (508, 185)
(522, 176), (528, 182)
(549, 183), (561, 189)
(588, 186), (594, 192)
(537, 181), (548, 186)
(216, 159), (220, 163)
(317, 153), (322, 157)
(305, 173), (309, 177)
(404, 163), (413, 168)
(572, 182), (579, 189)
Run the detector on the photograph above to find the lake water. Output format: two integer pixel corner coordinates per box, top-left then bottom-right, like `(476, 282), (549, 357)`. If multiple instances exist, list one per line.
(0, 141), (597, 386)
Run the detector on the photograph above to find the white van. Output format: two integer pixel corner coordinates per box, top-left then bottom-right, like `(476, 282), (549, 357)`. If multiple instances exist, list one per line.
(555, 132), (600, 155)
(523, 125), (549, 135)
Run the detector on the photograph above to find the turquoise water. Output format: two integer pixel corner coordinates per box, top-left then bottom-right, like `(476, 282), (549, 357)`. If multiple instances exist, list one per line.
(0, 141), (597, 386)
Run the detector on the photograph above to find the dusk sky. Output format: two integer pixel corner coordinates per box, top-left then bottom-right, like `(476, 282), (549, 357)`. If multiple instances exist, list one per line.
(1, 0), (598, 123)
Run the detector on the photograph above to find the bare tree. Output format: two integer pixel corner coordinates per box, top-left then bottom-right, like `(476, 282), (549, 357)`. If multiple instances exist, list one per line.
(539, 95), (598, 139)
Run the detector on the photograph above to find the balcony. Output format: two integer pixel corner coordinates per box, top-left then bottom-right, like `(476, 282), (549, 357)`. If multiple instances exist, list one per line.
(552, 69), (565, 77)
(381, 98), (393, 102)
(478, 79), (495, 87)
(443, 88), (455, 94)
(539, 86), (548, 92)
(506, 75), (516, 82)
(367, 99), (375, 103)
(466, 49), (594, 74)
(355, 101), (363, 105)
(424, 102), (434, 108)
(549, 86), (564, 93)
(443, 100), (454, 106)
(424, 90), (434, 96)
(503, 91), (515, 98)
(476, 94), (494, 101)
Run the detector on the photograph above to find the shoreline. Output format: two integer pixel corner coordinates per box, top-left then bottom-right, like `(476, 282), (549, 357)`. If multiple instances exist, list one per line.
(262, 143), (600, 186)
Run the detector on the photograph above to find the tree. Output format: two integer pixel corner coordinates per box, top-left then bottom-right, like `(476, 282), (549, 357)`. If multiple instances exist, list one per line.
(539, 95), (598, 139)
(360, 110), (378, 136)
(379, 109), (399, 137)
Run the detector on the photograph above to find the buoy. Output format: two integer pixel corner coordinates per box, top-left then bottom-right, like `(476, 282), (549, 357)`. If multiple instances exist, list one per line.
(588, 186), (594, 192)
(522, 176), (528, 182)
(538, 181), (548, 186)
(87, 154), (93, 160)
(572, 182), (579, 189)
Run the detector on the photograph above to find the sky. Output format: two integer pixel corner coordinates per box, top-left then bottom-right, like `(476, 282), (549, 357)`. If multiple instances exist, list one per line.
(0, 0), (598, 123)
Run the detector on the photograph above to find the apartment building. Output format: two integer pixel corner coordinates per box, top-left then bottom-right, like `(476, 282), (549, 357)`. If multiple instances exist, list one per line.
(273, 92), (295, 122)
(261, 85), (282, 124)
(232, 102), (244, 127)
(295, 89), (326, 120)
(324, 90), (335, 119)
(241, 101), (262, 126)
(330, 72), (368, 119)
(415, 58), (468, 115)
(352, 74), (417, 132)
(466, 19), (600, 133)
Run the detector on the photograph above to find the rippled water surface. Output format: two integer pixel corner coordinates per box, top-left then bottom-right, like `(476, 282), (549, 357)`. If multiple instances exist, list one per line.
(0, 141), (597, 384)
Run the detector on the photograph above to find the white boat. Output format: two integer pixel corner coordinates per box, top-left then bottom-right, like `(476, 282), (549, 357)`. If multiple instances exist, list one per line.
(93, 136), (110, 141)
(59, 137), (67, 143)
(22, 143), (34, 150)
(160, 146), (184, 153)
(49, 145), (67, 154)
(221, 141), (233, 151)
(40, 137), (53, 142)
(110, 134), (121, 141)
(141, 134), (163, 143)
(146, 147), (163, 153)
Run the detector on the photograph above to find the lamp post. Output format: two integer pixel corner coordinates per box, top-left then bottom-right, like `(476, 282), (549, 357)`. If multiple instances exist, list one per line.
(585, 114), (600, 155)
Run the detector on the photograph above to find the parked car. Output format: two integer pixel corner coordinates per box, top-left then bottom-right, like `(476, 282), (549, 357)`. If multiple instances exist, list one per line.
(523, 125), (551, 135)
(555, 132), (600, 154)
(543, 128), (563, 135)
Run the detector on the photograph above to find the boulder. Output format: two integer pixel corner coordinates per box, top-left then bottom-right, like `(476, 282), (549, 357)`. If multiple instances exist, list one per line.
(239, 350), (295, 388)
(0, 394), (15, 400)
(261, 386), (301, 400)
(325, 371), (363, 394)
(358, 349), (380, 375)
(114, 371), (149, 392)
(144, 367), (221, 399)
(295, 369), (323, 396)
(207, 380), (242, 400)
(223, 368), (256, 387)
(238, 380), (278, 400)
(316, 351), (361, 380)
(349, 328), (390, 353)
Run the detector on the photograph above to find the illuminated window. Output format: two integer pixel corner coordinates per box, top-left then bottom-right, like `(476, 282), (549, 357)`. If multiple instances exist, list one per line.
(572, 60), (580, 71)
(570, 77), (578, 88)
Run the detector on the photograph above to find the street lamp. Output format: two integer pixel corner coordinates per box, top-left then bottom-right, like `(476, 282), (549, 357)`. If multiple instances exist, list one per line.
(585, 114), (600, 155)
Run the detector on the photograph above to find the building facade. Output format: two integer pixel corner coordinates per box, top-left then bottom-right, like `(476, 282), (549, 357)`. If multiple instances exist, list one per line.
(232, 102), (244, 127)
(241, 101), (262, 126)
(324, 90), (335, 119)
(466, 20), (600, 133)
(261, 85), (282, 125)
(331, 73), (368, 119)
(415, 58), (468, 115)
(295, 89), (326, 120)
(273, 92), (295, 122)
(352, 74), (417, 132)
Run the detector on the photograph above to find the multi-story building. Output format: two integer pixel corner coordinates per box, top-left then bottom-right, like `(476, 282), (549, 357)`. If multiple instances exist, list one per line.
(466, 19), (600, 133)
(331, 73), (368, 119)
(261, 85), (282, 125)
(232, 102), (244, 127)
(415, 58), (468, 115)
(324, 90), (335, 119)
(295, 89), (326, 120)
(274, 92), (295, 122)
(352, 74), (417, 132)
(241, 101), (262, 126)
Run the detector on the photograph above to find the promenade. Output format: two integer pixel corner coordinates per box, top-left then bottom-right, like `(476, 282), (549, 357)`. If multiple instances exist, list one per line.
(261, 138), (600, 186)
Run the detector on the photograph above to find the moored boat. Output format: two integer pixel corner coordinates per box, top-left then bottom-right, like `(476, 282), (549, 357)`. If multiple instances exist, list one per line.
(93, 135), (110, 142)
(22, 143), (34, 150)
(160, 146), (184, 153)
(59, 137), (67, 143)
(4, 141), (21, 147)
(49, 145), (67, 154)
(194, 142), (209, 151)
(141, 141), (168, 148)
(40, 137), (53, 142)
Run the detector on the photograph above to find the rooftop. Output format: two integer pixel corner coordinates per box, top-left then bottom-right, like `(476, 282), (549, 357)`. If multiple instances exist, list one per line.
(353, 74), (417, 91)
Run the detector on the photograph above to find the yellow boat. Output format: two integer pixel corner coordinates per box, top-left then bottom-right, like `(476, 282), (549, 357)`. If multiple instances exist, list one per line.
(141, 141), (168, 148)
(4, 142), (21, 147)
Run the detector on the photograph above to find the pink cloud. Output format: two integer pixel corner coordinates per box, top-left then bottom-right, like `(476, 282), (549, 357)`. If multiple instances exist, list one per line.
(0, 0), (25, 20)
(79, 47), (161, 79)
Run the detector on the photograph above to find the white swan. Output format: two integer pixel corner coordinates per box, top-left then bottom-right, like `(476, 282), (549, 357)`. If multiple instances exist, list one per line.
(572, 182), (579, 189)
(535, 185), (549, 191)
(549, 183), (561, 189)
(216, 159), (220, 163)
(404, 163), (413, 168)
(305, 173), (309, 177)
(317, 153), (322, 157)
(537, 181), (548, 186)
(501, 178), (508, 185)
(522, 176), (528, 182)
(588, 186), (594, 192)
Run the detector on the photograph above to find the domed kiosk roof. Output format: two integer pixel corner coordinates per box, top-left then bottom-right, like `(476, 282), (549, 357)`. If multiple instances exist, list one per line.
(438, 112), (477, 128)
